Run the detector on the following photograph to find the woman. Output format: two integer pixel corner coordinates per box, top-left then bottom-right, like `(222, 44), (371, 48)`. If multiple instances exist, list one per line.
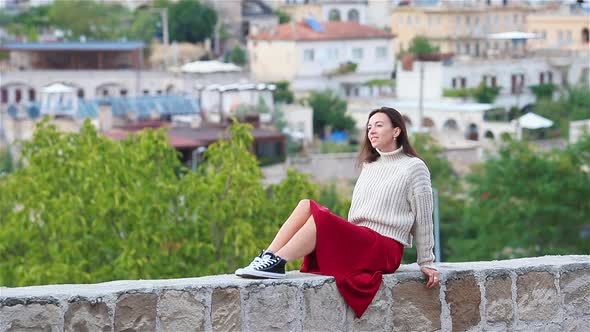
(235, 107), (440, 317)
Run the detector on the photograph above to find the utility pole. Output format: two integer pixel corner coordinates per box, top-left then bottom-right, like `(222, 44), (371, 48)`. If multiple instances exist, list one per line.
(418, 60), (425, 133)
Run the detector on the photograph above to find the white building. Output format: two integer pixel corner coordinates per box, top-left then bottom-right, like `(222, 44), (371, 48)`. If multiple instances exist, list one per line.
(396, 53), (589, 110)
(248, 19), (395, 97)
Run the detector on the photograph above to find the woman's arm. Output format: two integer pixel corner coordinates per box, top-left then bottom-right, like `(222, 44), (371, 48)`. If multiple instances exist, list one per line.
(408, 160), (437, 270)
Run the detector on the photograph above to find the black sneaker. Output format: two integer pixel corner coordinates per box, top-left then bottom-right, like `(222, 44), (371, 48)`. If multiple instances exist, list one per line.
(235, 250), (269, 277)
(241, 252), (287, 279)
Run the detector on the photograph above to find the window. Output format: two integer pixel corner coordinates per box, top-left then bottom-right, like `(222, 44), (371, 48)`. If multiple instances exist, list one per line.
(15, 89), (21, 103)
(460, 77), (467, 88)
(474, 16), (479, 26)
(494, 14), (499, 24)
(352, 48), (363, 60)
(567, 30), (572, 42)
(513, 14), (518, 24)
(303, 49), (315, 62)
(348, 9), (359, 23)
(416, 15), (420, 25)
(326, 48), (339, 59)
(540, 72), (545, 84)
(491, 76), (497, 88)
(455, 43), (461, 54)
(376, 46), (387, 59)
(328, 9), (341, 22)
(28, 89), (35, 101)
(143, 89), (150, 95)
(547, 71), (553, 84)
(465, 43), (471, 54)
(511, 73), (525, 94)
(465, 16), (470, 26)
(428, 16), (432, 26)
(456, 15), (460, 25)
(120, 89), (128, 97)
(452, 78), (457, 88)
(1, 88), (7, 103)
(77, 89), (84, 99)
(102, 89), (109, 97)
(558, 30), (563, 41)
(583, 28), (590, 43)
(407, 15), (412, 25)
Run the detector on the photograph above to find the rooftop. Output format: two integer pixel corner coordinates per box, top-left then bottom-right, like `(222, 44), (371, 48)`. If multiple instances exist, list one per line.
(0, 41), (145, 52)
(249, 21), (394, 42)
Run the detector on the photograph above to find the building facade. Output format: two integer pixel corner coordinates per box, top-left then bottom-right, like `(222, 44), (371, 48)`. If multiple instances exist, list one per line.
(527, 3), (590, 51)
(248, 20), (395, 97)
(390, 1), (548, 57)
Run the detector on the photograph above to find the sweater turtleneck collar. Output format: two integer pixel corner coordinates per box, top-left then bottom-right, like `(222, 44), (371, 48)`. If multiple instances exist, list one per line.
(376, 146), (405, 162)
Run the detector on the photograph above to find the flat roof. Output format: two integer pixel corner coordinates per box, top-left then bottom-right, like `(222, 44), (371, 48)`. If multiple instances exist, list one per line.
(0, 41), (145, 51)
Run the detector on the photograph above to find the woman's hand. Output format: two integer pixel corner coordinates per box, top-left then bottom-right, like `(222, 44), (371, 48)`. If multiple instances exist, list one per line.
(421, 267), (440, 289)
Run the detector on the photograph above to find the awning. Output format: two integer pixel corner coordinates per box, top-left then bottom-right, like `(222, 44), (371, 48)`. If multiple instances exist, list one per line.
(179, 60), (242, 74)
(488, 32), (539, 40)
(513, 112), (554, 130)
(41, 83), (76, 93)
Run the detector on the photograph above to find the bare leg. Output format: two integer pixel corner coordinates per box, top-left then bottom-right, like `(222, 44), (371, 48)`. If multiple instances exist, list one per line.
(275, 216), (317, 261)
(266, 199), (312, 253)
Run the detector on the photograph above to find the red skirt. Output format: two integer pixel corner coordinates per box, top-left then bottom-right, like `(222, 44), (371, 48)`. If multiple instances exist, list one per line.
(300, 200), (404, 318)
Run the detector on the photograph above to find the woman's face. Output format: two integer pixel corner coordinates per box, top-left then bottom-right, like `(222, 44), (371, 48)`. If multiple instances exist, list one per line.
(367, 112), (400, 151)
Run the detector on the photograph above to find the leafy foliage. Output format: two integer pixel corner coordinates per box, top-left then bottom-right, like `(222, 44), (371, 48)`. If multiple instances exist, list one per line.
(529, 83), (556, 101)
(408, 36), (440, 55)
(273, 81), (295, 104)
(168, 0), (217, 43)
(226, 46), (247, 66)
(274, 9), (291, 24)
(471, 81), (502, 104)
(305, 90), (356, 138)
(448, 136), (590, 261)
(533, 87), (590, 138)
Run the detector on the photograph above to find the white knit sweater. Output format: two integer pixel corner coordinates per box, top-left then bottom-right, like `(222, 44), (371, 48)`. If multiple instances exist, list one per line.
(347, 146), (436, 269)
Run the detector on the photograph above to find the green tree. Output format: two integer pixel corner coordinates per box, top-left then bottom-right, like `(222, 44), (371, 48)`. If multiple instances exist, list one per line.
(48, 0), (131, 40)
(273, 81), (295, 104)
(529, 83), (556, 101)
(306, 90), (356, 137)
(228, 46), (247, 66)
(168, 0), (217, 43)
(128, 9), (159, 43)
(533, 87), (590, 138)
(471, 81), (502, 104)
(0, 118), (322, 286)
(0, 147), (14, 175)
(449, 136), (590, 261)
(407, 36), (440, 55)
(274, 9), (291, 24)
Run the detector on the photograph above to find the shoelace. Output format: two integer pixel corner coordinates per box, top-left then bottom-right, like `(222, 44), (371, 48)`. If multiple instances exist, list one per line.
(251, 255), (278, 270)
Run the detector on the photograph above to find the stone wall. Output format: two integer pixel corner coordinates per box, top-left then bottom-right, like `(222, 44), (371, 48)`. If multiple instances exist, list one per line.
(0, 255), (588, 332)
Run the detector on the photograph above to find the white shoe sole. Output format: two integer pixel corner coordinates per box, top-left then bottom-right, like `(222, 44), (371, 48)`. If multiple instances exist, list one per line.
(240, 268), (286, 279)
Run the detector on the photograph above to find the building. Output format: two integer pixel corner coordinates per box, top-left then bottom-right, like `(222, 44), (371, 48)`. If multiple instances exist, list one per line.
(0, 42), (249, 110)
(390, 0), (549, 58)
(395, 53), (588, 110)
(527, 2), (590, 51)
(279, 0), (368, 25)
(248, 19), (395, 97)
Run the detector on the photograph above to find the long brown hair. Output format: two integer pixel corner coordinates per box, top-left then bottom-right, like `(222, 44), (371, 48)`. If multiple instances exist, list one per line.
(357, 107), (422, 166)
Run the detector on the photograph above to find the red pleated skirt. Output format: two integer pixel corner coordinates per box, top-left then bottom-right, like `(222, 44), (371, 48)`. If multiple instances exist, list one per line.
(300, 200), (404, 318)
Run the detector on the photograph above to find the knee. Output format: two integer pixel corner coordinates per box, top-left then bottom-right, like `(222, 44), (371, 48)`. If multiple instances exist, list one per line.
(299, 199), (310, 209)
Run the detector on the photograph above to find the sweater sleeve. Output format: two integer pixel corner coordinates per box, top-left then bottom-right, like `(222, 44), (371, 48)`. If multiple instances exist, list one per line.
(408, 160), (437, 270)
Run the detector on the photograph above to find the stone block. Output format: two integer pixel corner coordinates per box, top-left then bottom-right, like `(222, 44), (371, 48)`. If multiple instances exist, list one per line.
(349, 283), (392, 332)
(560, 269), (590, 317)
(211, 288), (241, 332)
(114, 293), (157, 332)
(304, 282), (346, 332)
(392, 280), (441, 332)
(516, 271), (558, 322)
(243, 284), (299, 331)
(64, 300), (111, 332)
(445, 273), (481, 332)
(484, 273), (513, 324)
(158, 290), (206, 332)
(0, 303), (61, 332)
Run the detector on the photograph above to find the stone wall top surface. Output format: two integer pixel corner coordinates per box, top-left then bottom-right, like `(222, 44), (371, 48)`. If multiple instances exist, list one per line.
(1, 255), (588, 303)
